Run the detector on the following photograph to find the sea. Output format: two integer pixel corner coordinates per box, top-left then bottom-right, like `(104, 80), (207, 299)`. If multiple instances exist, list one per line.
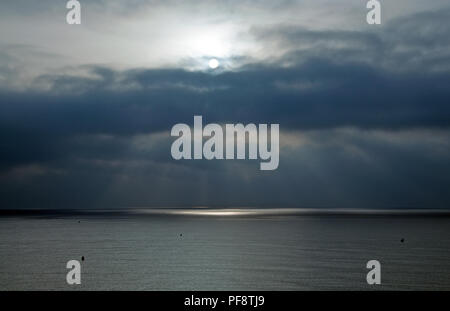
(1, 208), (450, 290)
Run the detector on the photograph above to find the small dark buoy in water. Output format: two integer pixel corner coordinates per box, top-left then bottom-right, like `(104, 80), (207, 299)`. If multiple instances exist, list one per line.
(180, 233), (182, 237)
(81, 256), (85, 261)
(78, 220), (81, 223)
(400, 238), (405, 243)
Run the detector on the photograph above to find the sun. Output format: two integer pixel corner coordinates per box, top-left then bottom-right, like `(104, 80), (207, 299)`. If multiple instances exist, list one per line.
(208, 58), (219, 69)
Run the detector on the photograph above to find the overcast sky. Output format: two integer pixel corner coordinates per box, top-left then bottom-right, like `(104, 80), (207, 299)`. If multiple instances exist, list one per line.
(1, 0), (450, 209)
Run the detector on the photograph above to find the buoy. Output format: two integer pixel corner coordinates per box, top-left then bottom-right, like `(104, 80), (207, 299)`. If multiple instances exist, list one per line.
(81, 256), (85, 261)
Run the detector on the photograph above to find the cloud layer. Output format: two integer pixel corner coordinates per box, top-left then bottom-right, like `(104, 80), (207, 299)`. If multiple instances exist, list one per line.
(0, 1), (449, 208)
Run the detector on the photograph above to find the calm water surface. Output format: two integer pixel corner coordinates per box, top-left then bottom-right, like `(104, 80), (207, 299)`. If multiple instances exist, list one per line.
(1, 209), (450, 290)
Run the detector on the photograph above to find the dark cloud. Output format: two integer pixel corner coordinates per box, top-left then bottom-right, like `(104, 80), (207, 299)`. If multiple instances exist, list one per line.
(1, 6), (450, 209)
(252, 8), (450, 71)
(1, 57), (450, 139)
(1, 128), (449, 209)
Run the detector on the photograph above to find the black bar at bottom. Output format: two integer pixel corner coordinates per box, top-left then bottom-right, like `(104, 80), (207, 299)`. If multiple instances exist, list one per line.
(1, 291), (448, 310)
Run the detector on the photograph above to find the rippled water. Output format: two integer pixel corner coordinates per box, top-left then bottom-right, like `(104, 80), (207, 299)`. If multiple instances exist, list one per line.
(1, 209), (450, 290)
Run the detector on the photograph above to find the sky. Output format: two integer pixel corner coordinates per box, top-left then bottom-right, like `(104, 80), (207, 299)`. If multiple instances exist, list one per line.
(0, 0), (450, 209)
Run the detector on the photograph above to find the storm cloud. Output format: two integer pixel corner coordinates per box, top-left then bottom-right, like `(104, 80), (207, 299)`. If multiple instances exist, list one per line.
(0, 1), (449, 209)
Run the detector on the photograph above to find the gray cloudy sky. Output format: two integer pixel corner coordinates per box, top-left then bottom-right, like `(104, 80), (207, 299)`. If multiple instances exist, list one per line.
(1, 0), (450, 209)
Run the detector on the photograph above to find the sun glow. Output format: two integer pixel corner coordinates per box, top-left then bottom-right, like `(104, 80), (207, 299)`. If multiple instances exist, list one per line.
(176, 22), (237, 65)
(187, 32), (231, 58)
(208, 58), (219, 69)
